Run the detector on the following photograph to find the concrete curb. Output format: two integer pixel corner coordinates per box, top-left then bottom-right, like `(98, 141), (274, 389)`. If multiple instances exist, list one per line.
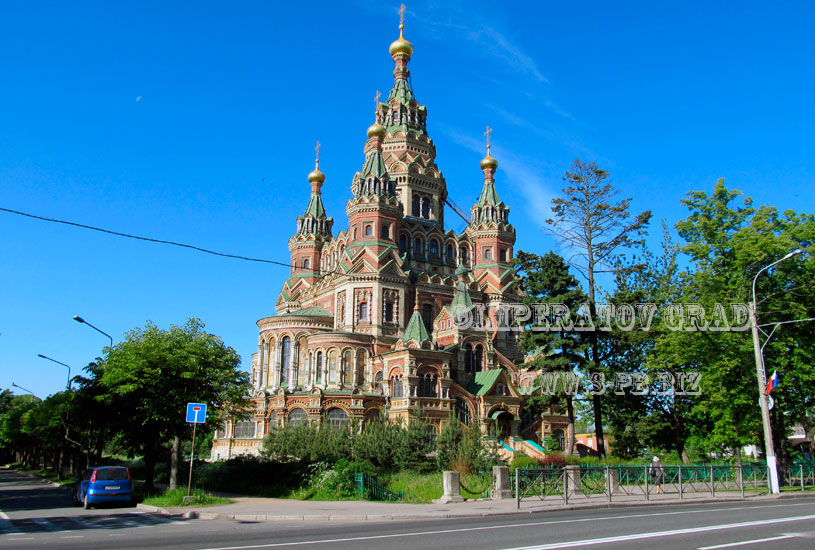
(129, 492), (815, 523)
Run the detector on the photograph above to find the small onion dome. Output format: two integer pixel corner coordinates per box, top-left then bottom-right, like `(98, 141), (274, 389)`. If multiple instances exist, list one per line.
(480, 153), (498, 171)
(389, 26), (413, 57)
(307, 167), (325, 184)
(367, 122), (386, 138)
(455, 263), (469, 277)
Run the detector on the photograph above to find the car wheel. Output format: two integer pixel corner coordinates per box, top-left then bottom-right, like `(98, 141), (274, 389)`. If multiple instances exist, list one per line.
(83, 493), (92, 510)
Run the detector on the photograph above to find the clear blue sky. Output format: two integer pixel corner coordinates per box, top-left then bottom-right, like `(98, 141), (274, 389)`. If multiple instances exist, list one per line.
(2, 1), (813, 399)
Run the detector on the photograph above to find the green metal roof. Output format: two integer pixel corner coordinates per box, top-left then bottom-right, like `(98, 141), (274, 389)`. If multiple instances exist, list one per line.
(477, 181), (501, 207)
(303, 193), (327, 218)
(361, 149), (387, 179)
(465, 369), (503, 396)
(280, 306), (333, 318)
(450, 280), (473, 310)
(401, 309), (431, 344)
(387, 78), (414, 104)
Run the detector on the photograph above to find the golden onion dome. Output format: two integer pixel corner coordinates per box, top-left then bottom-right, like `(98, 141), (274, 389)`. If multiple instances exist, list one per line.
(480, 154), (498, 171)
(307, 167), (325, 184)
(367, 122), (387, 138)
(389, 26), (413, 57)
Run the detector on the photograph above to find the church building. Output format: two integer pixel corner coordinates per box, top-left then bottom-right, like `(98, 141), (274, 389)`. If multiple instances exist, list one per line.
(211, 9), (567, 461)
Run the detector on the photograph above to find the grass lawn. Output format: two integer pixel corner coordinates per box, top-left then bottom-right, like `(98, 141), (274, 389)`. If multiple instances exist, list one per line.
(141, 488), (233, 507)
(382, 471), (492, 503)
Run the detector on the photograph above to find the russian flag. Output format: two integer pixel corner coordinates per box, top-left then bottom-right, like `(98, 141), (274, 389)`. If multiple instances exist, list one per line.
(765, 371), (779, 395)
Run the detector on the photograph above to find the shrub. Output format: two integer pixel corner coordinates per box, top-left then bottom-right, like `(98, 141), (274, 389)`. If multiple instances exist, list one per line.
(510, 455), (539, 472)
(262, 423), (351, 464)
(352, 418), (407, 473)
(541, 453), (566, 468)
(399, 420), (436, 472)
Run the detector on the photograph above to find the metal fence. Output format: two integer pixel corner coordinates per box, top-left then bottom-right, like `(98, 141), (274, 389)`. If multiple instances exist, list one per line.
(514, 463), (815, 508)
(353, 472), (405, 501)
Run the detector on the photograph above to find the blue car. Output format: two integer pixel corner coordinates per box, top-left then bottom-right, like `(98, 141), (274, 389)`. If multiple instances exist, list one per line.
(73, 466), (134, 509)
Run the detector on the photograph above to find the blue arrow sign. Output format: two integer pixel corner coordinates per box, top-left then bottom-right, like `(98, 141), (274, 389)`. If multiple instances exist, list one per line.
(186, 403), (207, 424)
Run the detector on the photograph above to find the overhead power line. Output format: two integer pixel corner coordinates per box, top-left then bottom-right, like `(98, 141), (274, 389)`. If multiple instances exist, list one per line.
(0, 205), (305, 271)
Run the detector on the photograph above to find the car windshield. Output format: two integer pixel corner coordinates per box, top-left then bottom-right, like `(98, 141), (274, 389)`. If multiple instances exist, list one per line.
(95, 468), (128, 481)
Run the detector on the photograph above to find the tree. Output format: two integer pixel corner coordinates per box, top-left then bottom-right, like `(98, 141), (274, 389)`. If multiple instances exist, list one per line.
(675, 180), (814, 462)
(545, 159), (652, 457)
(101, 318), (249, 489)
(601, 223), (697, 461)
(513, 251), (588, 455)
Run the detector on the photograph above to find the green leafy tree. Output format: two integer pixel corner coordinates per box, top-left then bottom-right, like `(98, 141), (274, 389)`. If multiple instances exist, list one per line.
(601, 224), (697, 461)
(513, 250), (588, 455)
(545, 159), (652, 457)
(101, 318), (249, 489)
(675, 180), (814, 462)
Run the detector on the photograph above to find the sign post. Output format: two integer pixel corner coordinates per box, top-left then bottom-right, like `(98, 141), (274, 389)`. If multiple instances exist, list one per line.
(185, 403), (207, 498)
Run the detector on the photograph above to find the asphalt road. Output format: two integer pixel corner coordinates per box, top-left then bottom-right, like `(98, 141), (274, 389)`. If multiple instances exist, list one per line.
(2, 467), (814, 550)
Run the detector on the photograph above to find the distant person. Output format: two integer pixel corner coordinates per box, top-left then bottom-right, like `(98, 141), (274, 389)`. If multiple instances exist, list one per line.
(650, 456), (665, 494)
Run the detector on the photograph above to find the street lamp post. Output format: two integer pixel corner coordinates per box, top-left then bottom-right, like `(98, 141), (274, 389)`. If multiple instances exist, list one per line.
(73, 315), (114, 349)
(750, 249), (802, 494)
(11, 382), (38, 398)
(37, 354), (73, 390)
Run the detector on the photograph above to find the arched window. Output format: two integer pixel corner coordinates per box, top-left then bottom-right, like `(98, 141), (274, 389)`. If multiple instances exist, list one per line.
(418, 373), (438, 398)
(460, 246), (469, 266)
(356, 348), (367, 386)
(421, 198), (430, 219)
(474, 344), (483, 372)
(288, 408), (306, 427)
(281, 337), (291, 384)
(414, 237), (423, 257)
(484, 247), (492, 261)
(464, 343), (473, 374)
(412, 195), (420, 216)
(381, 224), (390, 239)
(234, 420), (255, 438)
(399, 234), (407, 252)
(384, 301), (394, 323)
(500, 248), (507, 262)
(552, 429), (565, 451)
(364, 224), (373, 237)
(342, 350), (353, 385)
(315, 351), (323, 384)
(328, 350), (338, 385)
(375, 371), (383, 392)
(325, 408), (348, 428)
(303, 258), (310, 270)
(446, 243), (454, 263)
(429, 239), (439, 257)
(391, 376), (403, 398)
(359, 301), (369, 321)
(422, 303), (434, 333)
(455, 398), (471, 426)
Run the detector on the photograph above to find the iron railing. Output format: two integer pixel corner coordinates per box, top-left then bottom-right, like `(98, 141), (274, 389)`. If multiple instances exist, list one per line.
(514, 463), (815, 508)
(353, 472), (404, 501)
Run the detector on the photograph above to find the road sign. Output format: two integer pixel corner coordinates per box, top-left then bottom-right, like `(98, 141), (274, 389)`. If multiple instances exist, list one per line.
(186, 403), (207, 424)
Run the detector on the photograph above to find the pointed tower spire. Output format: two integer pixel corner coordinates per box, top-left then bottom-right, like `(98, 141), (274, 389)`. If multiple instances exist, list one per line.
(402, 287), (431, 344)
(355, 91), (394, 197)
(296, 141), (333, 236)
(388, 4), (415, 104)
(478, 126), (500, 206)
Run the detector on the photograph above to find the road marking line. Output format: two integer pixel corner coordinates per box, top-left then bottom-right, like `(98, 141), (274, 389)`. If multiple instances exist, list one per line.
(197, 513), (815, 550)
(698, 534), (797, 549)
(61, 535), (84, 539)
(500, 515), (815, 550)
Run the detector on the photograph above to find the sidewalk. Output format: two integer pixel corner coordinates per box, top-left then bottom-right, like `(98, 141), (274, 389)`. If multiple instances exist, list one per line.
(137, 490), (804, 522)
